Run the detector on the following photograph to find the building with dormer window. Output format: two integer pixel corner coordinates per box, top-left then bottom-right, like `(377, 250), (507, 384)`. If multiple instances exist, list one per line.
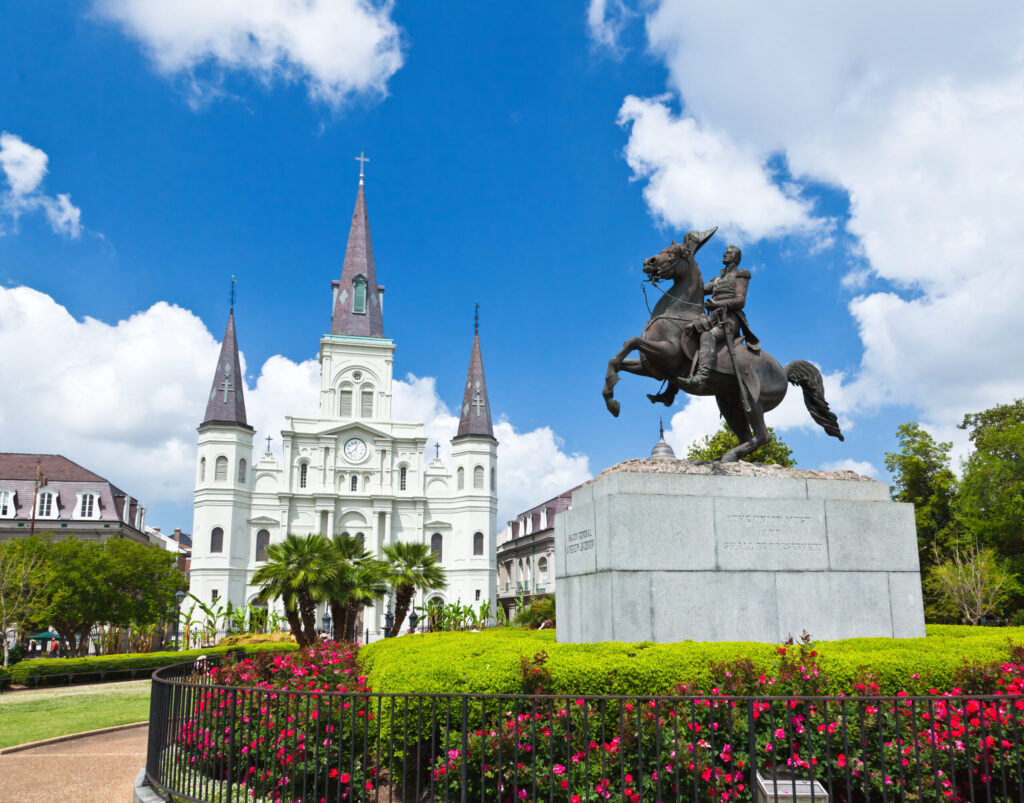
(0, 453), (150, 543)
(188, 170), (498, 639)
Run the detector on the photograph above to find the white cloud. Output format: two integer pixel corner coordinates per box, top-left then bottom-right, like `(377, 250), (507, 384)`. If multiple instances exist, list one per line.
(598, 1), (1024, 432)
(93, 0), (404, 109)
(0, 133), (82, 238)
(820, 459), (878, 479)
(0, 285), (588, 529)
(617, 97), (826, 243)
(587, 0), (632, 54)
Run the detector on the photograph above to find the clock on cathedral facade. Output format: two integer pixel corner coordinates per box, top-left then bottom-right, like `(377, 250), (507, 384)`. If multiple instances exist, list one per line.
(188, 171), (498, 640)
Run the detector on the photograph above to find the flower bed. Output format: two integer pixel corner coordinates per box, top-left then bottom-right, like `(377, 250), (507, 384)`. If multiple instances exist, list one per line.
(152, 635), (1024, 802)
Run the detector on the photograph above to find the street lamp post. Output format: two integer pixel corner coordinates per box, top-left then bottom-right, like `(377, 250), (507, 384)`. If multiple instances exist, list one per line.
(384, 594), (394, 638)
(321, 611), (332, 641)
(408, 609), (419, 634)
(174, 589), (185, 651)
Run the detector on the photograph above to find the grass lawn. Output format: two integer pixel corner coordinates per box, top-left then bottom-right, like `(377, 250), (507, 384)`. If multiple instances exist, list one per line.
(0, 679), (151, 749)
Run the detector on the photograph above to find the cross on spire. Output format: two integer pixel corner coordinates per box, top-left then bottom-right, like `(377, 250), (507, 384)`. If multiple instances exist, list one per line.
(265, 435), (272, 454)
(434, 442), (440, 460)
(355, 151), (369, 183)
(474, 301), (479, 334)
(230, 275), (236, 311)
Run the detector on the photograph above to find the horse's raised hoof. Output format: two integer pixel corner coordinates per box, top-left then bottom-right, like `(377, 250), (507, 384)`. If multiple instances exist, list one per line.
(606, 399), (621, 417)
(646, 392), (673, 407)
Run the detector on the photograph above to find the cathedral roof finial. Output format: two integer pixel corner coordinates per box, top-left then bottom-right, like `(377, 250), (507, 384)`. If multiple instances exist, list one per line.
(355, 151), (369, 186)
(474, 301), (479, 334)
(230, 275), (236, 312)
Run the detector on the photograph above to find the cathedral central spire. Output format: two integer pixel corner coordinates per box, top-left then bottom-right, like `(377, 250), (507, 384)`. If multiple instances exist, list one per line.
(330, 162), (385, 338)
(455, 303), (495, 440)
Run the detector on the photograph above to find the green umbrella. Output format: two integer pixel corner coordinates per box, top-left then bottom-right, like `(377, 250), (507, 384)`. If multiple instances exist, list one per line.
(27, 631), (59, 640)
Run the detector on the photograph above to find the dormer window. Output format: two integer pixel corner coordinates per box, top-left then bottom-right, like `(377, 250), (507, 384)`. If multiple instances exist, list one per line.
(0, 489), (14, 518)
(76, 491), (99, 519)
(353, 276), (367, 314)
(36, 490), (57, 519)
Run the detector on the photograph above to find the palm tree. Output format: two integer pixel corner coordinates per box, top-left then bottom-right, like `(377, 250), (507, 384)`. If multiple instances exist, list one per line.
(382, 541), (447, 637)
(251, 533), (337, 648)
(325, 534), (387, 642)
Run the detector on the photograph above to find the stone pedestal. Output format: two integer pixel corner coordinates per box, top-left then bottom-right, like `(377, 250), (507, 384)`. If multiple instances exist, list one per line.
(555, 462), (926, 644)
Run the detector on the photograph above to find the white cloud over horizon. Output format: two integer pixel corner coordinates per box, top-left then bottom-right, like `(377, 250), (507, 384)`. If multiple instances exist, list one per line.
(592, 0), (1024, 436)
(0, 133), (82, 238)
(93, 0), (404, 109)
(0, 286), (589, 530)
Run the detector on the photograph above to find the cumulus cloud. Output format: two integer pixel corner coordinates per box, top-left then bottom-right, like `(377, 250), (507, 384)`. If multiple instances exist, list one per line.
(820, 459), (878, 478)
(0, 133), (82, 237)
(93, 0), (404, 108)
(587, 0), (632, 54)
(0, 286), (588, 528)
(618, 96), (827, 243)
(594, 1), (1024, 431)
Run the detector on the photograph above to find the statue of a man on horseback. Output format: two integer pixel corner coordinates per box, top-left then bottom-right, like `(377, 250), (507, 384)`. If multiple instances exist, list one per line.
(676, 243), (760, 394)
(602, 227), (843, 463)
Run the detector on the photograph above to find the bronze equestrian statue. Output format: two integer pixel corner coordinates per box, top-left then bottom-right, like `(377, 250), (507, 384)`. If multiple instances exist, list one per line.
(602, 227), (844, 463)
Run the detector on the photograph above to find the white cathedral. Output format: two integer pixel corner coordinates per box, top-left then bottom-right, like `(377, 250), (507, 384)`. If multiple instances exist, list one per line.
(188, 171), (498, 640)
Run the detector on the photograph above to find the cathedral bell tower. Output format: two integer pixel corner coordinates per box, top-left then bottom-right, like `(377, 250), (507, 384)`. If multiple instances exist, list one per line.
(448, 304), (498, 607)
(192, 303), (254, 612)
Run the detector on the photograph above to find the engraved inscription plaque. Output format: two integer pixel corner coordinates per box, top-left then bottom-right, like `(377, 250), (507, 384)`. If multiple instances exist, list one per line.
(715, 500), (828, 570)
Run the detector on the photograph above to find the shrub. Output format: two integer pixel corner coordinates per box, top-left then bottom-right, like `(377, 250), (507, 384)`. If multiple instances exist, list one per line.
(9, 641), (298, 686)
(0, 665), (10, 689)
(216, 631), (295, 647)
(361, 625), (1024, 697)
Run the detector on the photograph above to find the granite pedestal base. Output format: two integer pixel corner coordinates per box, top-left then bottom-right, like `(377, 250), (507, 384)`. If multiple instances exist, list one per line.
(554, 466), (926, 644)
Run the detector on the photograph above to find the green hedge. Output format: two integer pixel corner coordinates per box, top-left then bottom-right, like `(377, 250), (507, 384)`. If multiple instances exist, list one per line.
(10, 642), (299, 687)
(360, 625), (1024, 697)
(0, 666), (9, 690)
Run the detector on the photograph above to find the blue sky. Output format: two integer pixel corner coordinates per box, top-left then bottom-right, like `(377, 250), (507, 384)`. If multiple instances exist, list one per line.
(3, 1), (1023, 531)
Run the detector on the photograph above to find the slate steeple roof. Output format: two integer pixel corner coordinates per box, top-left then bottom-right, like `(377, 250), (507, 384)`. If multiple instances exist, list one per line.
(455, 305), (495, 440)
(330, 175), (385, 337)
(203, 309), (251, 428)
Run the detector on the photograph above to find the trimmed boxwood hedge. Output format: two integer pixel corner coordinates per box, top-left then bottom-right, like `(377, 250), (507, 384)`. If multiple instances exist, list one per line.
(9, 641), (299, 687)
(360, 624), (1024, 697)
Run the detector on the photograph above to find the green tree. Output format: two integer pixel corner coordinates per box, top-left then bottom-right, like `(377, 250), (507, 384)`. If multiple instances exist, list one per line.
(251, 533), (337, 648)
(382, 541), (446, 637)
(956, 399), (1024, 572)
(686, 422), (796, 466)
(884, 422), (959, 568)
(0, 536), (46, 667)
(325, 534), (387, 642)
(27, 537), (182, 656)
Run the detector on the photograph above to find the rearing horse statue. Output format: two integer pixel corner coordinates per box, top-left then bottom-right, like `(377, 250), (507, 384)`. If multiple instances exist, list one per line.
(602, 228), (844, 462)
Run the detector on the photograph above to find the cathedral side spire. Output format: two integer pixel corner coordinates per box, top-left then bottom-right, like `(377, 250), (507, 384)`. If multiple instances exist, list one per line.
(455, 303), (494, 440)
(330, 161), (385, 337)
(203, 308), (250, 428)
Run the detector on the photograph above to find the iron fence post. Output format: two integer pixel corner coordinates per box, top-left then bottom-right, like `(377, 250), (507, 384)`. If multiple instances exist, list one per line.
(747, 698), (757, 799)
(461, 695), (469, 803)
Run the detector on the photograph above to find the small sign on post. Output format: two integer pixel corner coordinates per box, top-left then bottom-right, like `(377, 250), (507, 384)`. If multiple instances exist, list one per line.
(756, 772), (829, 802)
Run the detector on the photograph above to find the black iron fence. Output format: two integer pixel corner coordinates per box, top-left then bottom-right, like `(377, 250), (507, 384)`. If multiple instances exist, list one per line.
(144, 658), (1024, 802)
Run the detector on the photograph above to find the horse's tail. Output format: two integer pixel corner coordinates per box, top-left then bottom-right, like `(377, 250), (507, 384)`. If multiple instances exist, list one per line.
(784, 360), (844, 441)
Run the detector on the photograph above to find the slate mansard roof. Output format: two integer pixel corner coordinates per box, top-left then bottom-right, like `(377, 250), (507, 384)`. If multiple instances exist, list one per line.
(0, 453), (143, 526)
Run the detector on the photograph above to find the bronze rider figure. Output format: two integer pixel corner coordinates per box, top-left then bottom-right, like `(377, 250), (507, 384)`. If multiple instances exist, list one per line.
(675, 244), (760, 393)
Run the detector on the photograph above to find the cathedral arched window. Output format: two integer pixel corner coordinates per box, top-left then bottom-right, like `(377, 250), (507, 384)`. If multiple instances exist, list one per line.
(490, 467), (495, 491)
(298, 462), (308, 489)
(237, 458), (247, 483)
(353, 276), (367, 314)
(255, 529), (270, 561)
(350, 475), (358, 492)
(339, 387), (353, 417)
(210, 527), (224, 553)
(473, 531), (484, 556)
(199, 457), (206, 482)
(214, 456), (228, 482)
(399, 466), (407, 491)
(430, 532), (443, 563)
(356, 532), (365, 546)
(360, 387), (373, 418)
(457, 467), (465, 490)
(473, 465), (484, 489)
